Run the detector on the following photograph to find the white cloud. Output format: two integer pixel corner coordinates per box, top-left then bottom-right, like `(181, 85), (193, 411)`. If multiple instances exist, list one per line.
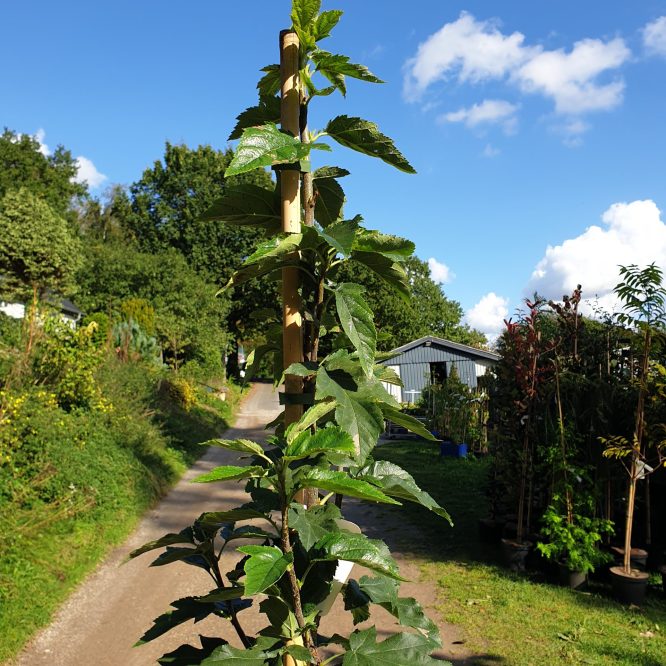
(440, 99), (519, 133)
(74, 156), (107, 189)
(527, 200), (666, 314)
(515, 38), (629, 115)
(643, 16), (666, 56)
(404, 12), (532, 99)
(404, 12), (631, 138)
(465, 292), (509, 339)
(428, 257), (454, 284)
(34, 128), (50, 156)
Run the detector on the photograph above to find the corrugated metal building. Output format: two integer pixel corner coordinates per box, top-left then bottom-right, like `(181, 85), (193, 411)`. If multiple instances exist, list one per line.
(380, 336), (500, 403)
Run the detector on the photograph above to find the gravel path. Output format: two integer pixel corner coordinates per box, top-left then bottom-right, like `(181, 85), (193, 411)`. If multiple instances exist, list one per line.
(13, 383), (477, 665)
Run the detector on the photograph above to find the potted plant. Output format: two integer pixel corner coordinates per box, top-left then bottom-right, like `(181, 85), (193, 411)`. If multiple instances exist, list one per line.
(602, 264), (666, 604)
(537, 498), (614, 589)
(429, 367), (471, 458)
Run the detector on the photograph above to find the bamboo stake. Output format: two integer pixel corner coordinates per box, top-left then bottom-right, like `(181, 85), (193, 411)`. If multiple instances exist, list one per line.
(279, 29), (306, 666)
(280, 29), (304, 430)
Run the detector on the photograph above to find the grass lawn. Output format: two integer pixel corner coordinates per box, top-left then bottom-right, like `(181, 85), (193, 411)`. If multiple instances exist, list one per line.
(374, 440), (666, 666)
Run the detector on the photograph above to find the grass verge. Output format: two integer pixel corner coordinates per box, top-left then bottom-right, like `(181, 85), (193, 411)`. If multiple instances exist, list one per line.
(374, 440), (666, 666)
(0, 361), (242, 663)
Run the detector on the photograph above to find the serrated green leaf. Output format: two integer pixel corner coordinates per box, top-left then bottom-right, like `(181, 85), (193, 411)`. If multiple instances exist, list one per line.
(204, 438), (267, 457)
(237, 545), (294, 595)
(316, 532), (403, 580)
(289, 503), (341, 551)
(129, 527), (194, 559)
(380, 406), (436, 441)
(351, 251), (411, 302)
(284, 361), (319, 378)
(257, 64), (281, 97)
(325, 116), (416, 174)
(201, 638), (281, 665)
(314, 166), (350, 179)
(358, 576), (440, 646)
(225, 124), (330, 177)
(286, 400), (337, 442)
(313, 9), (342, 41)
(314, 218), (359, 256)
(229, 96), (281, 140)
(149, 546), (200, 567)
(313, 176), (345, 226)
(343, 627), (441, 666)
(343, 580), (371, 625)
(284, 426), (356, 461)
(195, 586), (247, 603)
(244, 233), (303, 266)
(336, 283), (376, 377)
(284, 644), (314, 662)
(199, 185), (280, 229)
(315, 366), (385, 464)
(312, 51), (384, 97)
(198, 508), (272, 526)
(353, 229), (415, 261)
(291, 0), (321, 30)
(358, 459), (451, 523)
(374, 365), (402, 386)
(193, 465), (265, 484)
(298, 468), (400, 505)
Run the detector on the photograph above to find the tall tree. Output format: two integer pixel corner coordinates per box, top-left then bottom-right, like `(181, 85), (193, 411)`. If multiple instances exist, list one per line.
(0, 188), (82, 301)
(0, 129), (86, 218)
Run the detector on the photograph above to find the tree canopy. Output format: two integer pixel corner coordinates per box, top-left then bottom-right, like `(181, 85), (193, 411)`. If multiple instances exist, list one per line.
(0, 188), (82, 300)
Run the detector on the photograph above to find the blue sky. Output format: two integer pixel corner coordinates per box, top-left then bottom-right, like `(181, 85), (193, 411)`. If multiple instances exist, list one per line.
(3, 1), (666, 338)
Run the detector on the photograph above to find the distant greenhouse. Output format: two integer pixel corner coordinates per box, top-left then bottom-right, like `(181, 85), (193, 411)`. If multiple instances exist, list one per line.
(380, 335), (500, 404)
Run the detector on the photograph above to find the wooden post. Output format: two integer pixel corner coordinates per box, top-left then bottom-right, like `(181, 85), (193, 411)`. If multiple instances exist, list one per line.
(280, 29), (304, 429)
(280, 29), (306, 666)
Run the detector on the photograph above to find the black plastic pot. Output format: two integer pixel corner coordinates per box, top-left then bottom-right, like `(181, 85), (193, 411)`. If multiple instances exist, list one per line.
(501, 538), (532, 572)
(557, 562), (587, 590)
(610, 546), (648, 571)
(609, 566), (649, 605)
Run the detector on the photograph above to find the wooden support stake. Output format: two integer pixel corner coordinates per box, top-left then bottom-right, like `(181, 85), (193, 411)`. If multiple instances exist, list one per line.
(280, 29), (304, 430)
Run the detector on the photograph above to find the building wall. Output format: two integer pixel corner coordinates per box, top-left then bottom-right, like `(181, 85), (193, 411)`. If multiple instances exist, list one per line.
(384, 343), (497, 403)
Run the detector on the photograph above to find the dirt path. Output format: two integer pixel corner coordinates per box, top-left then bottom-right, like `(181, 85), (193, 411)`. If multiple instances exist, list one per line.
(14, 383), (476, 665)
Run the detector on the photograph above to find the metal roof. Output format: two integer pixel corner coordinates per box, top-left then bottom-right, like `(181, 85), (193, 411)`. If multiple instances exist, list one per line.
(387, 335), (500, 362)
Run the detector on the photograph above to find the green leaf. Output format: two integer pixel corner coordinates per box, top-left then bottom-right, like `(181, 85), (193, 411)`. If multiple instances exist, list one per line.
(351, 251), (410, 302)
(199, 184), (280, 229)
(257, 65), (281, 97)
(336, 283), (376, 377)
(298, 468), (400, 505)
(149, 546), (202, 567)
(194, 587), (247, 603)
(225, 124), (330, 177)
(135, 597), (218, 646)
(343, 580), (371, 625)
(284, 426), (356, 461)
(129, 527), (194, 559)
(314, 217), (359, 256)
(198, 508), (272, 526)
(193, 465), (265, 484)
(291, 0), (321, 31)
(313, 9), (342, 41)
(325, 116), (416, 174)
(353, 229), (415, 261)
(202, 638), (281, 665)
(284, 361), (319, 378)
(237, 545), (294, 595)
(358, 459), (451, 523)
(229, 96), (281, 140)
(380, 406), (436, 441)
(343, 627), (441, 666)
(313, 176), (345, 226)
(374, 365), (402, 386)
(204, 438), (267, 457)
(315, 366), (386, 464)
(316, 532), (404, 580)
(314, 166), (350, 179)
(244, 233), (302, 266)
(289, 503), (341, 551)
(284, 645), (313, 662)
(312, 51), (384, 96)
(286, 400), (336, 442)
(358, 576), (440, 646)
